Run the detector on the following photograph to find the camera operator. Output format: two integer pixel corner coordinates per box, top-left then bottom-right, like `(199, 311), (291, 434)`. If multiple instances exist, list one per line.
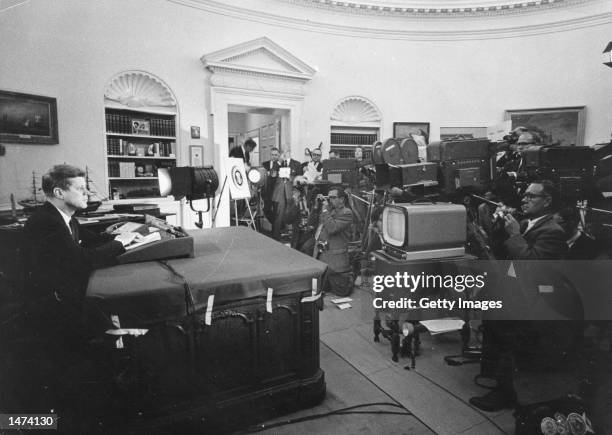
(314, 187), (354, 297)
(283, 183), (317, 255)
(470, 180), (569, 413)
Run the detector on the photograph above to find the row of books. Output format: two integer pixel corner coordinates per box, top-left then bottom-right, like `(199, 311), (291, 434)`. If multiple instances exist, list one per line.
(108, 160), (176, 178)
(105, 113), (176, 137)
(107, 137), (176, 157)
(330, 133), (378, 145)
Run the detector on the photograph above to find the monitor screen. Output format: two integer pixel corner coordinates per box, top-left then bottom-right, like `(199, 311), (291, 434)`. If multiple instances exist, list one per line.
(383, 206), (405, 247)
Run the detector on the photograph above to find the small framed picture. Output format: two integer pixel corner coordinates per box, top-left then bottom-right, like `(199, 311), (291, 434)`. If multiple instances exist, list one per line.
(393, 122), (430, 140)
(191, 126), (201, 139)
(190, 145), (204, 167)
(132, 119), (150, 135)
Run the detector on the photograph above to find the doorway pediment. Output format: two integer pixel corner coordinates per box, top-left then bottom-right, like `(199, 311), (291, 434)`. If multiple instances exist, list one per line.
(201, 37), (316, 88)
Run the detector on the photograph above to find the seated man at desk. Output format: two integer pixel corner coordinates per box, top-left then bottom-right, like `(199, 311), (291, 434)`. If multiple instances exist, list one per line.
(23, 164), (140, 342)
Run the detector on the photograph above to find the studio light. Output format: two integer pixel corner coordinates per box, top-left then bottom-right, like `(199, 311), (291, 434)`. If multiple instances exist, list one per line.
(159, 166), (219, 228)
(603, 41), (612, 68)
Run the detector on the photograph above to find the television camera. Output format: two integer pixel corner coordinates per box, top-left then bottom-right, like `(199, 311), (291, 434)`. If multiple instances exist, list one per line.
(358, 133), (612, 365)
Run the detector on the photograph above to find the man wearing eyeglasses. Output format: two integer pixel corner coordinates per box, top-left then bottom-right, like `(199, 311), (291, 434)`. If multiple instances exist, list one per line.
(501, 180), (567, 260)
(470, 180), (568, 412)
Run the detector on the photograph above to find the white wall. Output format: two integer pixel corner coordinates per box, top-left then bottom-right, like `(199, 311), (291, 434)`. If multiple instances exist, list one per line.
(1, 0), (611, 223)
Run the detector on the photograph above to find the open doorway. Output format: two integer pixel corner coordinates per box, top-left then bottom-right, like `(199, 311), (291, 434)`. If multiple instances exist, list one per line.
(227, 105), (289, 167)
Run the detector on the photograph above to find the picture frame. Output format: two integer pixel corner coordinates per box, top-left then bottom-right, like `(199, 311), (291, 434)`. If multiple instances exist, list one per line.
(393, 122), (430, 140)
(0, 90), (58, 144)
(190, 145), (204, 167)
(131, 119), (150, 135)
(504, 106), (586, 147)
(440, 126), (487, 141)
(191, 125), (200, 139)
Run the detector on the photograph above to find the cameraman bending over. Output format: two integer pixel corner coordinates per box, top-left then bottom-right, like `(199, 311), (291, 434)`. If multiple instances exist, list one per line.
(315, 187), (354, 297)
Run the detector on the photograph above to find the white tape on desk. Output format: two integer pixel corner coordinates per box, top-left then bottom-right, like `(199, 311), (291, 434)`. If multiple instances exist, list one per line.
(205, 294), (215, 325)
(301, 293), (321, 303)
(267, 287), (274, 313)
(110, 314), (124, 349)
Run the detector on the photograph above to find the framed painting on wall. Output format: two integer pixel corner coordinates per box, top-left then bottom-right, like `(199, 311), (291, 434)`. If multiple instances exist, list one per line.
(0, 90), (58, 144)
(504, 106), (586, 146)
(393, 122), (430, 140)
(440, 127), (487, 141)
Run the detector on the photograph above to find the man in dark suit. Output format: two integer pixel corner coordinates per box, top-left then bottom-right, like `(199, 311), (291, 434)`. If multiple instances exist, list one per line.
(270, 150), (303, 240)
(470, 180), (568, 412)
(23, 165), (138, 336)
(20, 164), (140, 432)
(262, 147), (281, 226)
(553, 206), (605, 259)
(315, 187), (354, 297)
(229, 137), (257, 166)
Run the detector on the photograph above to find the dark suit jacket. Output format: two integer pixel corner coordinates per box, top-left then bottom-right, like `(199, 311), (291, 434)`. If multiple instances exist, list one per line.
(280, 159), (303, 177)
(318, 206), (353, 272)
(262, 159), (281, 198)
(567, 232), (601, 260)
(503, 214), (567, 260)
(229, 146), (250, 164)
(23, 202), (125, 303)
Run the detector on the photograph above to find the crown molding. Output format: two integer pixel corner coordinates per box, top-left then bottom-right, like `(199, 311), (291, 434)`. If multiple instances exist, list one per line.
(280, 0), (594, 18)
(170, 0), (612, 40)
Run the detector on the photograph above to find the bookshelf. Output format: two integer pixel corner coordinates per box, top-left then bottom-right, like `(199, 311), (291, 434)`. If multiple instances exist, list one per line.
(104, 107), (177, 199)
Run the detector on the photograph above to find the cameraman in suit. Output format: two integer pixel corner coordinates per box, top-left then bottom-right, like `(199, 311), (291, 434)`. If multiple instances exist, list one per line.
(470, 180), (569, 412)
(314, 187), (354, 297)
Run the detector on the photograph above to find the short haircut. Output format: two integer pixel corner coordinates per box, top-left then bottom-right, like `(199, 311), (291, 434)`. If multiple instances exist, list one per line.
(532, 179), (560, 211)
(42, 164), (86, 196)
(330, 185), (348, 203)
(244, 138), (257, 149)
(270, 147), (279, 153)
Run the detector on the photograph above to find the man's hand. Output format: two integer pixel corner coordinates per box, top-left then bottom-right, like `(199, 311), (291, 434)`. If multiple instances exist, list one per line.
(292, 191), (300, 202)
(316, 194), (329, 209)
(503, 214), (521, 236)
(114, 232), (144, 247)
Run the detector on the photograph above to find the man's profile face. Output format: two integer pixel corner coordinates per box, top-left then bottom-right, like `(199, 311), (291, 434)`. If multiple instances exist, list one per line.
(522, 183), (551, 218)
(245, 144), (255, 153)
(312, 150), (321, 162)
(57, 176), (89, 210)
(271, 150), (280, 161)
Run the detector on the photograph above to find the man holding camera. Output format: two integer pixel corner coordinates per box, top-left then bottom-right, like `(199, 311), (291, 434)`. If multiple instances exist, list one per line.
(471, 180), (569, 412)
(314, 187), (354, 297)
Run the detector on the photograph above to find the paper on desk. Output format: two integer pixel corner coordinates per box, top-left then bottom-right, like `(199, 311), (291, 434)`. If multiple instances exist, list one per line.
(337, 303), (352, 310)
(419, 318), (464, 335)
(125, 231), (161, 250)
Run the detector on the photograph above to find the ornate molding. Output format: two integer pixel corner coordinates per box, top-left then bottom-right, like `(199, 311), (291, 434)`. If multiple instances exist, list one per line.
(104, 70), (177, 109)
(331, 96), (382, 125)
(202, 37), (315, 95)
(209, 70), (308, 95)
(281, 0), (594, 17)
(170, 0), (612, 41)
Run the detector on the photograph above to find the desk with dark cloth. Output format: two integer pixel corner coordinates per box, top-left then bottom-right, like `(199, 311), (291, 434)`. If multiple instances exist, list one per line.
(83, 227), (327, 432)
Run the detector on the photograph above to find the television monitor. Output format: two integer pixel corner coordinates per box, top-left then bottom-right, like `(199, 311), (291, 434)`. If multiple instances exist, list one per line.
(382, 203), (466, 260)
